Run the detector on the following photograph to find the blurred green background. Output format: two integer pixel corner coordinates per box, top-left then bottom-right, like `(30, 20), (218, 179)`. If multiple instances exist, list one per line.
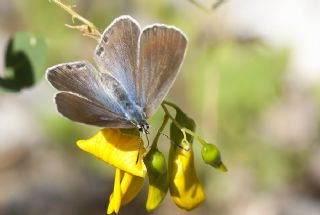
(1, 0), (320, 214)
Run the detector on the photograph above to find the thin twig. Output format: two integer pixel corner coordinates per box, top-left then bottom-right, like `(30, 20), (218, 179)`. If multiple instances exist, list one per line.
(188, 0), (210, 12)
(49, 0), (101, 40)
(212, 0), (226, 10)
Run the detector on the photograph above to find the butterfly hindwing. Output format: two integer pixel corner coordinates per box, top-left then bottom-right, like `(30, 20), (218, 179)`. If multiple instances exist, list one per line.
(55, 92), (133, 128)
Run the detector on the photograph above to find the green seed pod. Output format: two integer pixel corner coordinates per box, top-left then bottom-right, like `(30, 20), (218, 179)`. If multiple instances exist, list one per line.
(144, 149), (167, 176)
(201, 143), (227, 172)
(144, 148), (169, 211)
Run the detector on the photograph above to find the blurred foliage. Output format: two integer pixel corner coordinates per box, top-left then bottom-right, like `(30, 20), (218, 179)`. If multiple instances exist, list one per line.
(214, 42), (287, 143)
(212, 42), (290, 189)
(1, 32), (47, 91)
(312, 85), (320, 112)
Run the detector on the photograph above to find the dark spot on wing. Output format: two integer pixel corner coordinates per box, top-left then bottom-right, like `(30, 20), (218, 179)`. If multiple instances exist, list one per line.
(76, 63), (86, 69)
(96, 46), (104, 56)
(112, 84), (126, 101)
(103, 35), (108, 43)
(66, 65), (72, 70)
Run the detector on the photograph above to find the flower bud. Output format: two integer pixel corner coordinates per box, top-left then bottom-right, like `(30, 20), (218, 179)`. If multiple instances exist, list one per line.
(144, 149), (169, 211)
(201, 143), (227, 172)
(144, 149), (167, 176)
(168, 144), (205, 210)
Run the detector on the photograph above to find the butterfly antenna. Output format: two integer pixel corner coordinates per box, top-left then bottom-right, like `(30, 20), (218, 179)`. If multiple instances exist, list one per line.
(145, 130), (150, 149)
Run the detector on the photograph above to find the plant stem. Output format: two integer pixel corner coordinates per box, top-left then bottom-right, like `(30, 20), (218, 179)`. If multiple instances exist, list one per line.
(151, 114), (169, 150)
(161, 103), (183, 129)
(161, 103), (189, 143)
(182, 128), (206, 146)
(188, 0), (209, 12)
(161, 101), (207, 146)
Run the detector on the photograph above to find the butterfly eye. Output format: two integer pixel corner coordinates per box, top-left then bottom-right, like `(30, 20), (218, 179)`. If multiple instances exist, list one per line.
(137, 124), (143, 132)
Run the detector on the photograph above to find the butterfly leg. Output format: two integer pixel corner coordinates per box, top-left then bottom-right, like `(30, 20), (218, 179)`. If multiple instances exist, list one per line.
(136, 134), (143, 164)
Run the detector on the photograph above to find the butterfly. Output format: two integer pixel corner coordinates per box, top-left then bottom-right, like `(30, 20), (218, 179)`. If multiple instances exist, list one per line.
(46, 15), (187, 134)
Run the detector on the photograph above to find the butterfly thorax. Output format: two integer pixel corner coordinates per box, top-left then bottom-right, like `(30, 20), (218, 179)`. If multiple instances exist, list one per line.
(123, 101), (149, 132)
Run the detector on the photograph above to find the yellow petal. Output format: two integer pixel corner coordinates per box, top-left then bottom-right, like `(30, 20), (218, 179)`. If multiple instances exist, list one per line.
(145, 175), (169, 211)
(107, 168), (122, 214)
(120, 172), (145, 206)
(168, 145), (205, 211)
(77, 128), (146, 177)
(107, 169), (144, 214)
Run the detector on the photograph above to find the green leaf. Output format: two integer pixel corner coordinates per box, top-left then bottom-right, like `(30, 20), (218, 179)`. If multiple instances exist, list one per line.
(169, 104), (196, 145)
(1, 32), (47, 92)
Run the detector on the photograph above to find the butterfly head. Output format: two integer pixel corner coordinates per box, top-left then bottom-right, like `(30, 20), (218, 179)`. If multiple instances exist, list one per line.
(137, 122), (149, 134)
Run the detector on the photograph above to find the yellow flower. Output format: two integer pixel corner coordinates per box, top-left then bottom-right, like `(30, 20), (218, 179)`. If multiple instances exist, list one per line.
(107, 168), (145, 214)
(168, 143), (205, 211)
(77, 128), (146, 214)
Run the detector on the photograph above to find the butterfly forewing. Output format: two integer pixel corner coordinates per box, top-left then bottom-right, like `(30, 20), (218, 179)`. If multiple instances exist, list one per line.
(55, 92), (133, 128)
(94, 16), (140, 101)
(137, 25), (187, 117)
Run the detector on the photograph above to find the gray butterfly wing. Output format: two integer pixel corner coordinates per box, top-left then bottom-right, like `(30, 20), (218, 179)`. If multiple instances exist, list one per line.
(137, 25), (187, 117)
(46, 61), (134, 127)
(94, 15), (140, 101)
(55, 92), (133, 128)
